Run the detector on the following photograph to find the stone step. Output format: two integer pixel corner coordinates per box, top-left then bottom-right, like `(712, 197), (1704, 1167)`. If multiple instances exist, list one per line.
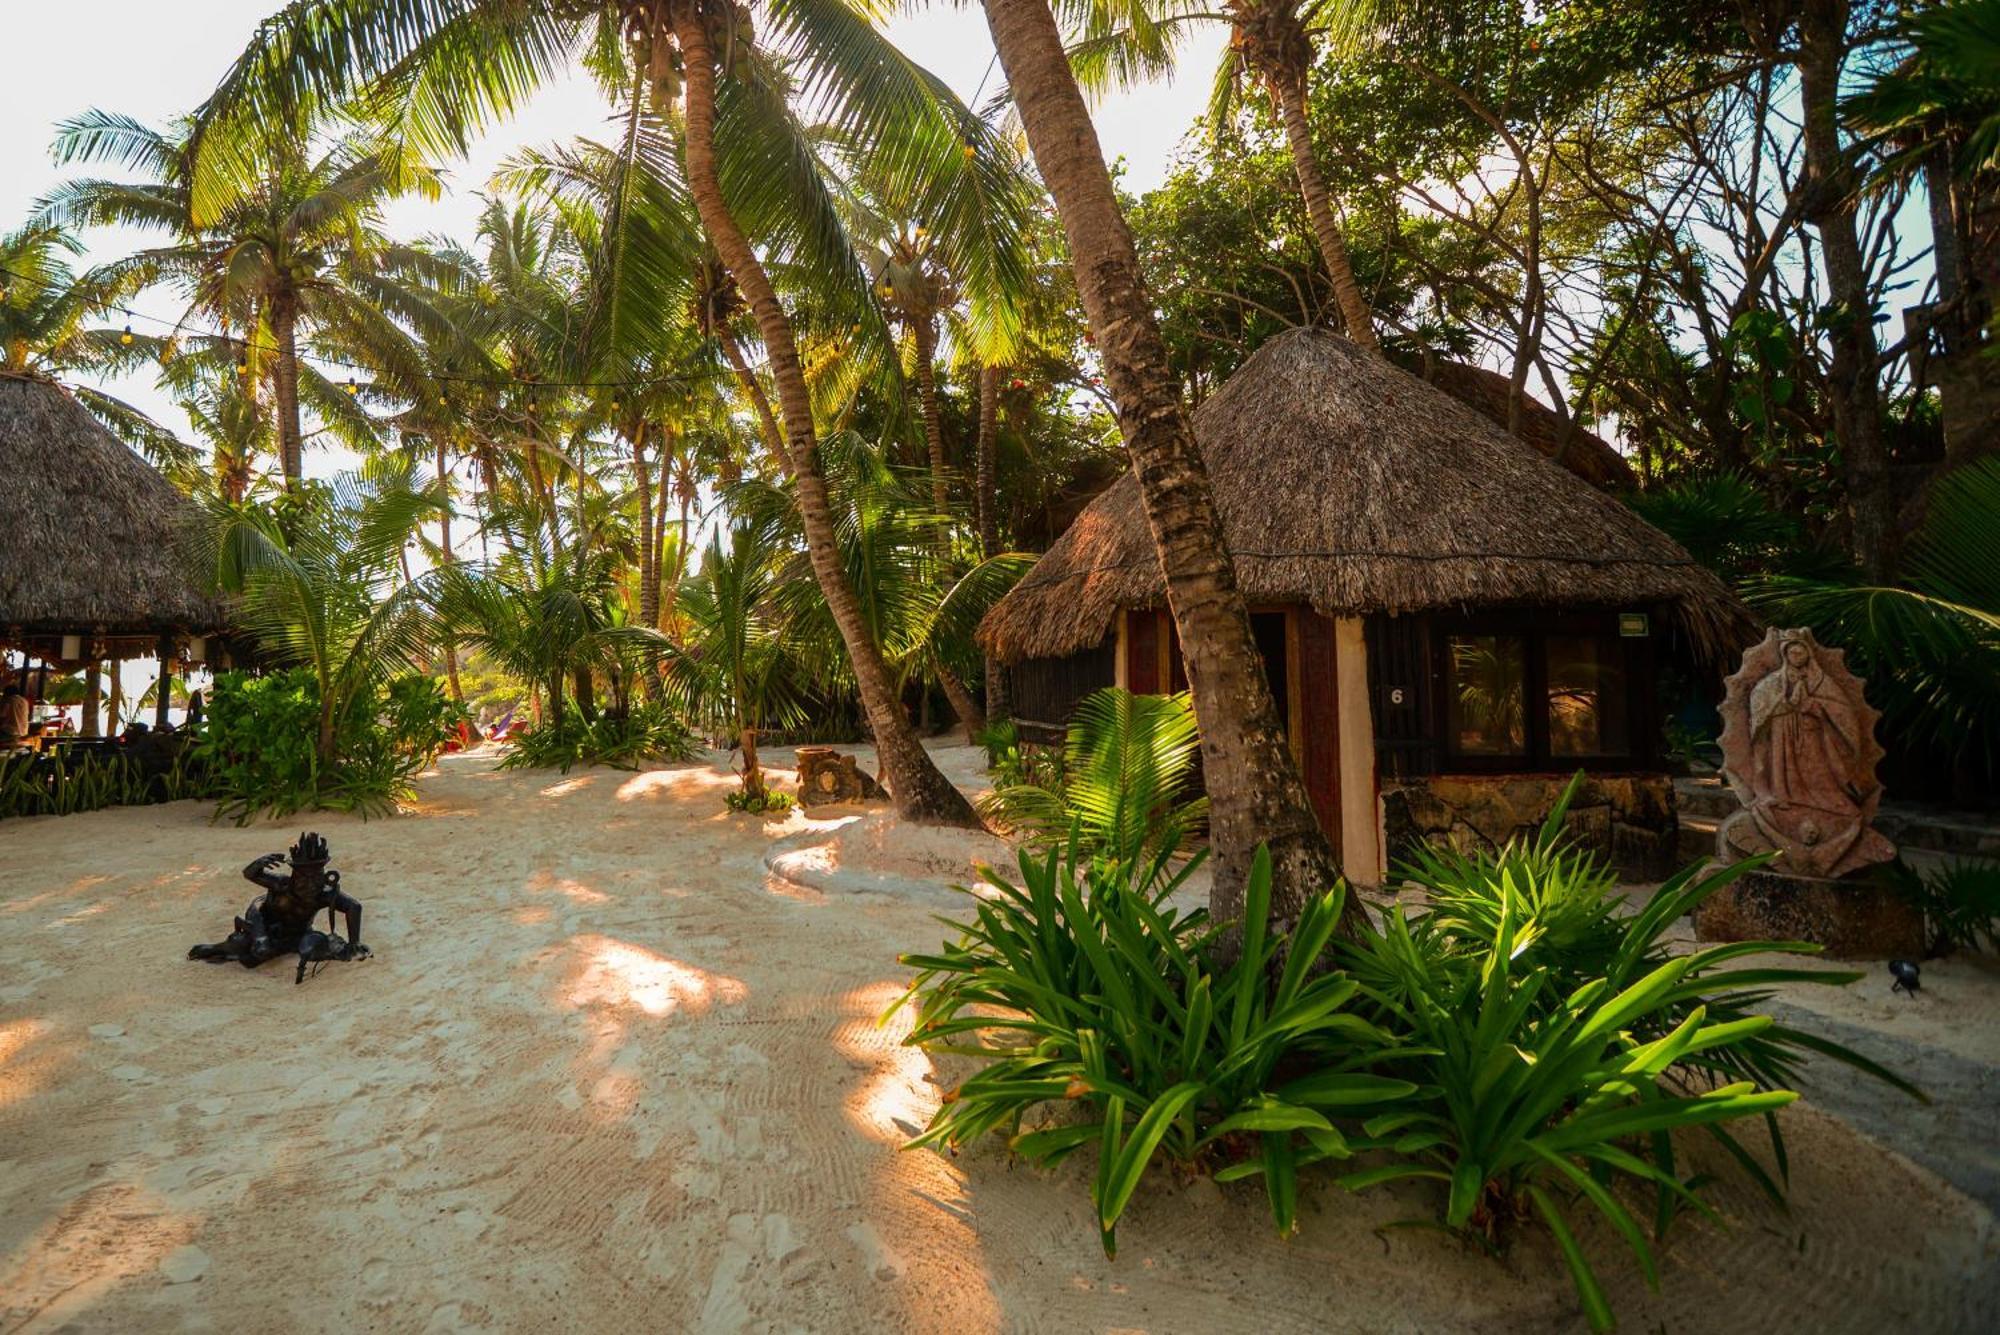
(1677, 813), (1721, 865)
(1674, 776), (1740, 820)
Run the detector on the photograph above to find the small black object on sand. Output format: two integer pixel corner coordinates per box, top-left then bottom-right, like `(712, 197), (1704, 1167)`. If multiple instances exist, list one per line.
(1889, 959), (1921, 997)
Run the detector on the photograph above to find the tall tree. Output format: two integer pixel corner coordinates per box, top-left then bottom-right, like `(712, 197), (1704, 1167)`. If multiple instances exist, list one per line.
(43, 112), (442, 487)
(186, 0), (1017, 825)
(982, 0), (1350, 930)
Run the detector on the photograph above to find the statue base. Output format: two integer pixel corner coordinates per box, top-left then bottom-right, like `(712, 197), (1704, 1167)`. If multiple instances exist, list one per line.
(1693, 866), (1921, 959)
(794, 747), (887, 807)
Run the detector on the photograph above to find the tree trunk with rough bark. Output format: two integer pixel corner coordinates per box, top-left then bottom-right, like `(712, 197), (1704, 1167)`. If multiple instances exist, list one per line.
(271, 292), (305, 487)
(436, 438), (464, 703)
(82, 662), (102, 737)
(673, 4), (980, 828)
(739, 725), (764, 796)
(976, 363), (1009, 720)
(981, 0), (1351, 933)
(1797, 0), (1892, 579)
(719, 328), (785, 465)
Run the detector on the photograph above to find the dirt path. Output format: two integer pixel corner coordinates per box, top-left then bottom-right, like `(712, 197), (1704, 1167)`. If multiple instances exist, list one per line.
(2, 748), (1995, 1333)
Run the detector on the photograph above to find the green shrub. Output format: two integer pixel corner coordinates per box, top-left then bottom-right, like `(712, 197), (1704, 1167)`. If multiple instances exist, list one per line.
(725, 786), (796, 814)
(198, 668), (465, 823)
(0, 744), (216, 821)
(898, 783), (1917, 1330)
(1880, 857), (2000, 955)
(894, 844), (1410, 1253)
(977, 687), (1207, 863)
(500, 700), (699, 773)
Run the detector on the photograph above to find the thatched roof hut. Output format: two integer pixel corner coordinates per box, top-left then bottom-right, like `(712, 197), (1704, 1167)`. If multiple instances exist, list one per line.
(0, 374), (225, 649)
(979, 329), (1750, 667)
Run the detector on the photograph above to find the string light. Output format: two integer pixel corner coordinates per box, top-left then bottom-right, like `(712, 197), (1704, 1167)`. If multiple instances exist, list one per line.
(0, 261), (773, 394)
(120, 324), (135, 345)
(344, 378), (359, 397)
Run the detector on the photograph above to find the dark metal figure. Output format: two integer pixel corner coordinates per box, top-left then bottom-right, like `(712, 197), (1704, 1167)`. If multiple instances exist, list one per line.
(188, 832), (370, 984)
(1889, 958), (1921, 997)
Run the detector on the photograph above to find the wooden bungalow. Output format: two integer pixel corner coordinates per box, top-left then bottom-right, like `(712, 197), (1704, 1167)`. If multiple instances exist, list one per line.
(0, 374), (232, 734)
(976, 330), (1755, 882)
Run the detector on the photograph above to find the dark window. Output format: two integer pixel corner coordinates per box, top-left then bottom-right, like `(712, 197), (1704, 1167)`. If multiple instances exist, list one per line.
(1546, 634), (1629, 758)
(1433, 615), (1653, 770)
(1445, 634), (1528, 758)
(1012, 637), (1116, 736)
(1252, 612), (1289, 721)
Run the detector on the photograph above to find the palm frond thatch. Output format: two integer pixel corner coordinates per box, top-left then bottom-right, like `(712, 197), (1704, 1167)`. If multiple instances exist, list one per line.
(0, 374), (226, 635)
(978, 330), (1753, 665)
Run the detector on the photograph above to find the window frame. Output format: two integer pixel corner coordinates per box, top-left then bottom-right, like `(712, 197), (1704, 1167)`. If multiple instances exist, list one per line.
(1430, 610), (1658, 773)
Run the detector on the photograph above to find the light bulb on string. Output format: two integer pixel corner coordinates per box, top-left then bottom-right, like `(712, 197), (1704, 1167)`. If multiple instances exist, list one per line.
(120, 324), (135, 346)
(344, 378), (359, 397)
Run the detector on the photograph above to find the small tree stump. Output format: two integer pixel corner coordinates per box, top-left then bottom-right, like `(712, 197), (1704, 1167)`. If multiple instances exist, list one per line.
(794, 747), (887, 807)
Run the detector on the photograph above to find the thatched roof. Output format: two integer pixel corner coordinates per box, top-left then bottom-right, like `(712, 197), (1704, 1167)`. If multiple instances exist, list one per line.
(1410, 358), (1636, 491)
(979, 330), (1753, 665)
(0, 374), (225, 639)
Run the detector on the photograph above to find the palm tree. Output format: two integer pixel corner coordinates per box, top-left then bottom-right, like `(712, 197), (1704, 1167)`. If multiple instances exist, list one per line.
(40, 112), (443, 486)
(190, 459), (440, 768)
(666, 519), (807, 796)
(0, 221), (188, 465)
(981, 0), (1350, 932)
(186, 1), (1015, 827)
(1063, 0), (1380, 347)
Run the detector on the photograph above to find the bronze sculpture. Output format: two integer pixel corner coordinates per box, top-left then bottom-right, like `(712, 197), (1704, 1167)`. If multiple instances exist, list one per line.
(188, 832), (370, 983)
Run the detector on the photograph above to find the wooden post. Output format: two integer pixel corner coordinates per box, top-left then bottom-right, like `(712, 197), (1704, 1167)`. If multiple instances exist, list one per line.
(154, 634), (173, 729)
(108, 660), (124, 737)
(82, 662), (102, 737)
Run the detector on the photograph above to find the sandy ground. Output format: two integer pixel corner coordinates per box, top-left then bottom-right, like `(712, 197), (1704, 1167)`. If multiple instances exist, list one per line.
(2, 742), (1996, 1334)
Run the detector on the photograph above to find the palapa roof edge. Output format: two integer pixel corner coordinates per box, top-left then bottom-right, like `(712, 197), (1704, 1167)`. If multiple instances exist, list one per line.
(979, 329), (1754, 665)
(0, 373), (227, 638)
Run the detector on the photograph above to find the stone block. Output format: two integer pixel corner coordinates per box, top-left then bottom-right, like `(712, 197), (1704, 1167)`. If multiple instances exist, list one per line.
(1692, 867), (1923, 959)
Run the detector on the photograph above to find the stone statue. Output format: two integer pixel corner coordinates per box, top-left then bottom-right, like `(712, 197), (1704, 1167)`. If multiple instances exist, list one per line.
(1717, 628), (1894, 879)
(188, 832), (370, 984)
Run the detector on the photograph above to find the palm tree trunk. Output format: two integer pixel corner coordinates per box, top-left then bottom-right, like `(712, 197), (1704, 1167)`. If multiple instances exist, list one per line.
(1267, 64), (1377, 351)
(938, 663), (984, 743)
(913, 315), (952, 512)
(718, 328), (785, 465)
(1797, 0), (1892, 579)
(976, 363), (1009, 720)
(436, 438), (463, 703)
(673, 5), (979, 828)
(981, 0), (1349, 932)
(740, 725), (764, 797)
(271, 292), (306, 486)
(632, 422), (659, 629)
(82, 662), (102, 738)
(661, 482), (691, 632)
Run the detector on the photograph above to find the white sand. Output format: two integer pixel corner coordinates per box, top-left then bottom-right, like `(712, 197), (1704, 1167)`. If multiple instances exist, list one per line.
(2, 743), (1996, 1333)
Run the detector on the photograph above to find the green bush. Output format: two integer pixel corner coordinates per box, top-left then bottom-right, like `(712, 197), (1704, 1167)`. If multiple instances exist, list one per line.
(725, 786), (795, 814)
(500, 700), (699, 773)
(0, 745), (213, 820)
(977, 687), (1207, 863)
(198, 668), (465, 823)
(1880, 857), (2000, 956)
(897, 786), (1917, 1330)
(894, 844), (1410, 1252)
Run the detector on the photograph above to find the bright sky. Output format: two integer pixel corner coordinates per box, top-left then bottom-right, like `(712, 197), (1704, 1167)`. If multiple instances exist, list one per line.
(0, 3), (1226, 462)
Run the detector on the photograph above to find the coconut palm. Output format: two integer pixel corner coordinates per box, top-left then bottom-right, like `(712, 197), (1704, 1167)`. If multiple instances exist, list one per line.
(665, 518), (808, 796)
(188, 457), (441, 767)
(1061, 0), (1380, 347)
(981, 0), (1348, 931)
(39, 111), (445, 485)
(186, 1), (1027, 826)
(0, 222), (187, 465)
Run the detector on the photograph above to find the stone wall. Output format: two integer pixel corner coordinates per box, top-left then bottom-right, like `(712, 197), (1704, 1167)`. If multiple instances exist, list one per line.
(1381, 772), (1679, 881)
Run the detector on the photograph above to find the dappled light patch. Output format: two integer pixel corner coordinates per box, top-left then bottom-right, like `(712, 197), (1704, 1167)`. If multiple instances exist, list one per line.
(537, 775), (600, 799)
(559, 934), (746, 1019)
(832, 981), (937, 1145)
(0, 1017), (60, 1109)
(0, 1182), (200, 1329)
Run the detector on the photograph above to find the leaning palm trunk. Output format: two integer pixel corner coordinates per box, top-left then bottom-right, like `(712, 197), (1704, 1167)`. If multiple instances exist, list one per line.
(1266, 65), (1376, 350)
(938, 662), (985, 743)
(632, 422), (659, 629)
(980, 0), (1350, 933)
(718, 327), (785, 466)
(975, 363), (1009, 719)
(673, 7), (979, 827)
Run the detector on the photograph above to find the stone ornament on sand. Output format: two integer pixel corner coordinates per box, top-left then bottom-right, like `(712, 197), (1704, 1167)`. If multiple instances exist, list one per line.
(1716, 627), (1894, 879)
